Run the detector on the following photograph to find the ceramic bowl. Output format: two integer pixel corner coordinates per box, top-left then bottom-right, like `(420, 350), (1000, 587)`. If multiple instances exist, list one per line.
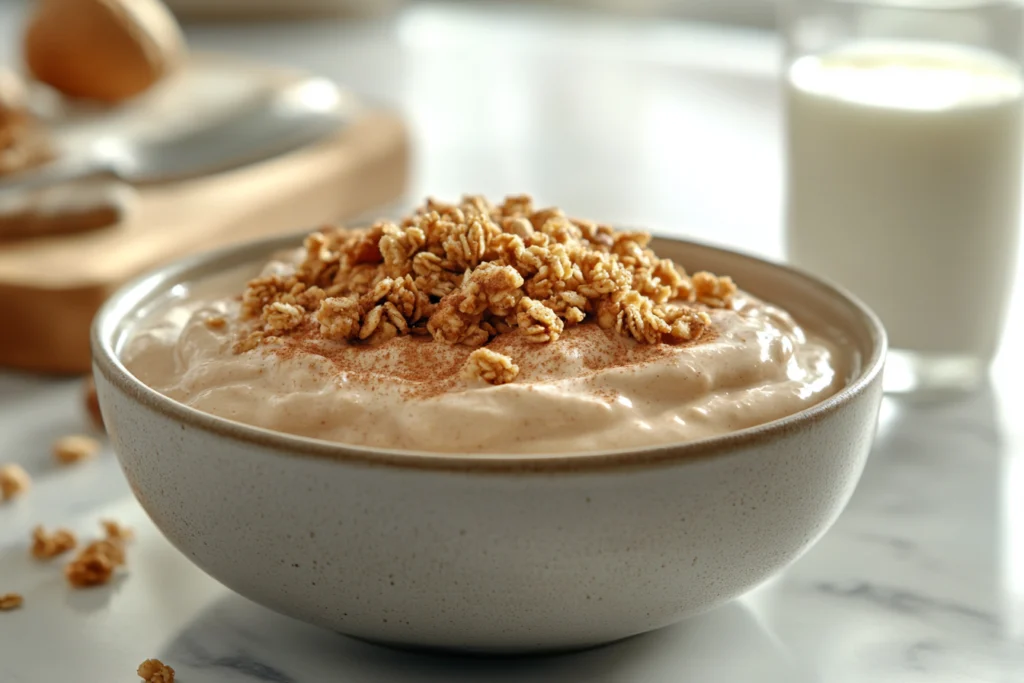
(91, 233), (886, 654)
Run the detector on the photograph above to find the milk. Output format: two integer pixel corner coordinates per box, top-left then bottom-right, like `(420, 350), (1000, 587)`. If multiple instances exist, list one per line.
(785, 42), (1023, 360)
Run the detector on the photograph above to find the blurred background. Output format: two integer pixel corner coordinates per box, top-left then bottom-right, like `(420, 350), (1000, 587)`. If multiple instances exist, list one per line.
(0, 0), (790, 372)
(5, 0), (1020, 382)
(0, 0), (783, 250)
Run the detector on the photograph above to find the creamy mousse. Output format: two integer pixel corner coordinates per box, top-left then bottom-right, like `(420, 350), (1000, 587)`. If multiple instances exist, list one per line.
(124, 195), (847, 454)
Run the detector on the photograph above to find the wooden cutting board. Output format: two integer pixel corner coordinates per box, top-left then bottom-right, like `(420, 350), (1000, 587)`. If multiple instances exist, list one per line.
(0, 104), (409, 374)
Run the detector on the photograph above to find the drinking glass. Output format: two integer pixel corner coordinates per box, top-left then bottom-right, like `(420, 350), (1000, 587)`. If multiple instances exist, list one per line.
(781, 0), (1024, 396)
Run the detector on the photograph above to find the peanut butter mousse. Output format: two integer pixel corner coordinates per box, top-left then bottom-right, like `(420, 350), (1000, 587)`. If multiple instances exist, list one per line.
(124, 195), (846, 454)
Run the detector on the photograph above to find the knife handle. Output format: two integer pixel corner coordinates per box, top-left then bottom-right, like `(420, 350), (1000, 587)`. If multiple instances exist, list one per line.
(0, 156), (117, 198)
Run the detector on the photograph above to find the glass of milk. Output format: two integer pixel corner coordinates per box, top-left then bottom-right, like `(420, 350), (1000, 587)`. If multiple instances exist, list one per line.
(782, 0), (1024, 396)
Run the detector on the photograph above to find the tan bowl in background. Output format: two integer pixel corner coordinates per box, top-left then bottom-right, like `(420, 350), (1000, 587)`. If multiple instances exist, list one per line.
(91, 233), (886, 654)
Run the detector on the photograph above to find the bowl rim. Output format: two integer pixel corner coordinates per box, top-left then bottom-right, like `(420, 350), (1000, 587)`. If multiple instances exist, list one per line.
(91, 230), (887, 474)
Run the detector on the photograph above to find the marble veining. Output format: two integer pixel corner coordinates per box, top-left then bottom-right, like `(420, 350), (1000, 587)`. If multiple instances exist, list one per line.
(812, 580), (999, 629)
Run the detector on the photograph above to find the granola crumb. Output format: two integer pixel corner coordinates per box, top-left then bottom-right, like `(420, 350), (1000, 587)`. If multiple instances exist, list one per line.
(31, 525), (77, 559)
(65, 551), (115, 588)
(0, 593), (23, 611)
(204, 315), (226, 330)
(65, 537), (126, 588)
(230, 195), (732, 363)
(692, 271), (737, 308)
(463, 348), (520, 385)
(0, 463), (30, 501)
(82, 539), (126, 566)
(263, 301), (304, 334)
(101, 519), (134, 543)
(52, 435), (101, 465)
(138, 658), (175, 683)
(83, 376), (104, 431)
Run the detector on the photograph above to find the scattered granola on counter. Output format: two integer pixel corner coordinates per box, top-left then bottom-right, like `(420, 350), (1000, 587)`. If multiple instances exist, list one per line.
(101, 519), (134, 543)
(0, 463), (30, 501)
(65, 548), (116, 588)
(52, 435), (101, 464)
(0, 593), (23, 611)
(31, 525), (77, 559)
(137, 658), (175, 683)
(64, 519), (132, 588)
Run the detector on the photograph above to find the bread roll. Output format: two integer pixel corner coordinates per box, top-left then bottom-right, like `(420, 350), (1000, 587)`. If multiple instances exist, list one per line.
(23, 0), (186, 103)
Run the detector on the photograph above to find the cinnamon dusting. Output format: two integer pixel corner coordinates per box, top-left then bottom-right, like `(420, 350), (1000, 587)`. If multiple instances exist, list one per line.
(232, 195), (737, 385)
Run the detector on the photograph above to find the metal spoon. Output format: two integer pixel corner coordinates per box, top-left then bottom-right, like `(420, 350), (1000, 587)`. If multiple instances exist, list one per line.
(0, 76), (350, 195)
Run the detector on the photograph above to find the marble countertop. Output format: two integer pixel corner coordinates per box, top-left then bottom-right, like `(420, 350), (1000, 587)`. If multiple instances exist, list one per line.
(1, 2), (1023, 681)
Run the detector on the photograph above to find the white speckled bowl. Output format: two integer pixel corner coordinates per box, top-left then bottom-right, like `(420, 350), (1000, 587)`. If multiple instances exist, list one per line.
(91, 233), (886, 654)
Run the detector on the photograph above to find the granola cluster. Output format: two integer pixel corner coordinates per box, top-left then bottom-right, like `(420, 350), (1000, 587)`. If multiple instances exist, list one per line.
(3, 519), (133, 622)
(0, 593), (23, 611)
(52, 435), (100, 464)
(235, 195), (737, 384)
(31, 526), (77, 559)
(64, 519), (132, 588)
(0, 463), (30, 501)
(463, 348), (520, 385)
(138, 659), (175, 683)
